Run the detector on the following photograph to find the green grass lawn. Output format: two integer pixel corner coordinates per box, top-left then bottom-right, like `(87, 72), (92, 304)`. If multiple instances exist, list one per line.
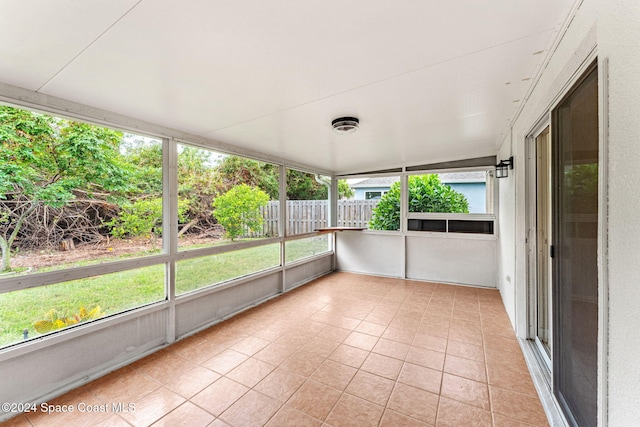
(0, 236), (329, 348)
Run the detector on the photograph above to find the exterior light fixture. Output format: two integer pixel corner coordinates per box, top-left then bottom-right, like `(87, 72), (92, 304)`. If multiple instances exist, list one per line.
(331, 117), (359, 134)
(495, 156), (514, 178)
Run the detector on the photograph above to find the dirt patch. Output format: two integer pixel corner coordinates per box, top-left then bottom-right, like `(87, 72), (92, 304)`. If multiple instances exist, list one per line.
(12, 236), (222, 270)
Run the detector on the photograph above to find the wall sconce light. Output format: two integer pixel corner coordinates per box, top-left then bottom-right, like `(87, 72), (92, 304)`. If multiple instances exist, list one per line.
(495, 156), (514, 178)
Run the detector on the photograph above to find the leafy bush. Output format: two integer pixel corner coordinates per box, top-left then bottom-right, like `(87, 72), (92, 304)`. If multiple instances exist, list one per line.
(212, 184), (270, 240)
(369, 175), (469, 230)
(368, 182), (402, 231)
(33, 306), (104, 334)
(108, 197), (189, 241)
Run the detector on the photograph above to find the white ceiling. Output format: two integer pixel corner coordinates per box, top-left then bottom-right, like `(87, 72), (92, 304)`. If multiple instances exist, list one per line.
(0, 0), (574, 174)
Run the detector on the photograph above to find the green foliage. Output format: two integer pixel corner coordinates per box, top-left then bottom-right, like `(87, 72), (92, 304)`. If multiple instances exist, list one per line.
(216, 156), (279, 199)
(0, 105), (134, 271)
(0, 108), (131, 203)
(107, 197), (189, 241)
(565, 163), (598, 213)
(369, 175), (469, 230)
(216, 156), (354, 200)
(407, 174), (469, 214)
(286, 169), (327, 200)
(178, 146), (219, 221)
(338, 180), (354, 199)
(368, 182), (402, 230)
(33, 306), (104, 334)
(120, 138), (163, 195)
(212, 184), (270, 240)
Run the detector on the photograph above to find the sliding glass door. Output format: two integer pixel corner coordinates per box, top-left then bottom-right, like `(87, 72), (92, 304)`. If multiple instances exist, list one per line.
(552, 63), (599, 427)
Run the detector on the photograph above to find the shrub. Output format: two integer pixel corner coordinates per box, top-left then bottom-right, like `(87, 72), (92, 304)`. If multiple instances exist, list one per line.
(369, 175), (469, 230)
(108, 197), (189, 242)
(33, 306), (104, 334)
(212, 184), (270, 240)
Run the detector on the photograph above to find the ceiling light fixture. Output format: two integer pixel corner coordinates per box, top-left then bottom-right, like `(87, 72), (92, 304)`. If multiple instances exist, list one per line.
(331, 117), (359, 134)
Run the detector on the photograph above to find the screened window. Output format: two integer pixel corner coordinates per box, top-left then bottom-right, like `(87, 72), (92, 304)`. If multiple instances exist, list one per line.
(0, 105), (163, 276)
(285, 169), (329, 235)
(356, 176), (401, 231)
(177, 145), (279, 249)
(285, 235), (330, 264)
(407, 172), (491, 214)
(176, 244), (280, 295)
(0, 265), (164, 349)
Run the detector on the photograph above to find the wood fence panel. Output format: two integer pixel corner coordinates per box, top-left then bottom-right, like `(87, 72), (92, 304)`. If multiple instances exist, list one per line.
(250, 199), (378, 237)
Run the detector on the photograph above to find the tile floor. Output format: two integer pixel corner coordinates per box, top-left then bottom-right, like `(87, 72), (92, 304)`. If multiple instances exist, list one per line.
(1, 272), (549, 427)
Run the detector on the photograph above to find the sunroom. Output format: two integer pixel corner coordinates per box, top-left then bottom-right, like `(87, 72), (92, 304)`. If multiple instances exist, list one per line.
(1, 0), (639, 426)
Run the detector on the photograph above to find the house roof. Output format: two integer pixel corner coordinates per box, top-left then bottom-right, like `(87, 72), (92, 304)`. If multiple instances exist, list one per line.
(0, 1), (575, 175)
(351, 177), (399, 188)
(351, 171), (486, 188)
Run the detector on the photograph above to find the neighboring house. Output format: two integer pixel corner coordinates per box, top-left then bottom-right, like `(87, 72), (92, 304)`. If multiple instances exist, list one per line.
(351, 176), (398, 200)
(351, 172), (487, 213)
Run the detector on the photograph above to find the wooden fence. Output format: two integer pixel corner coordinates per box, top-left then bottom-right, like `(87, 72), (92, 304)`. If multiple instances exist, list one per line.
(252, 200), (378, 236)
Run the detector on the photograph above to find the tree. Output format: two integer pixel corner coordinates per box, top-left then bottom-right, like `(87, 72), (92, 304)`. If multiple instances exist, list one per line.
(369, 175), (469, 231)
(215, 156), (279, 199)
(120, 137), (163, 195)
(175, 146), (220, 236)
(215, 155), (354, 200)
(0, 106), (132, 271)
(212, 184), (270, 241)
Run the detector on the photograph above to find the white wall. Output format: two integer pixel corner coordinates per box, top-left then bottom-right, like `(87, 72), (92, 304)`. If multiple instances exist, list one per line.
(405, 235), (496, 287)
(336, 231), (497, 288)
(498, 0), (640, 424)
(335, 232), (404, 277)
(599, 1), (640, 425)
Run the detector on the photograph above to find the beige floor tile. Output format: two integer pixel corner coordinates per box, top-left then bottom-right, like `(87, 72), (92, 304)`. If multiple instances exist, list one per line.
(361, 353), (404, 380)
(254, 367), (306, 402)
(279, 350), (325, 377)
(379, 409), (430, 426)
(436, 396), (492, 427)
(219, 390), (280, 427)
(120, 387), (185, 427)
(490, 386), (549, 426)
(201, 349), (249, 375)
(343, 331), (379, 351)
(152, 401), (215, 427)
(190, 377), (249, 416)
(354, 320), (387, 337)
(405, 346), (445, 371)
(230, 335), (271, 356)
(265, 405), (322, 427)
(412, 333), (447, 353)
(345, 370), (395, 406)
(397, 362), (442, 394)
(328, 344), (369, 368)
(372, 338), (410, 360)
(226, 357), (275, 388)
(287, 379), (341, 421)
(6, 273), (552, 427)
(165, 366), (221, 399)
(325, 393), (384, 427)
(310, 359), (357, 390)
(444, 354), (487, 383)
(445, 340), (484, 363)
(387, 383), (438, 425)
(440, 373), (490, 410)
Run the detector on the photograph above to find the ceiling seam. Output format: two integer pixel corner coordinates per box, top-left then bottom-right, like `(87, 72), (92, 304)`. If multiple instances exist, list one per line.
(200, 26), (557, 136)
(36, 0), (145, 93)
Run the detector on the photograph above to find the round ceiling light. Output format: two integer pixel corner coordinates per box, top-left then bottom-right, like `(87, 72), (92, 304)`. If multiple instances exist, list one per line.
(331, 117), (359, 134)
